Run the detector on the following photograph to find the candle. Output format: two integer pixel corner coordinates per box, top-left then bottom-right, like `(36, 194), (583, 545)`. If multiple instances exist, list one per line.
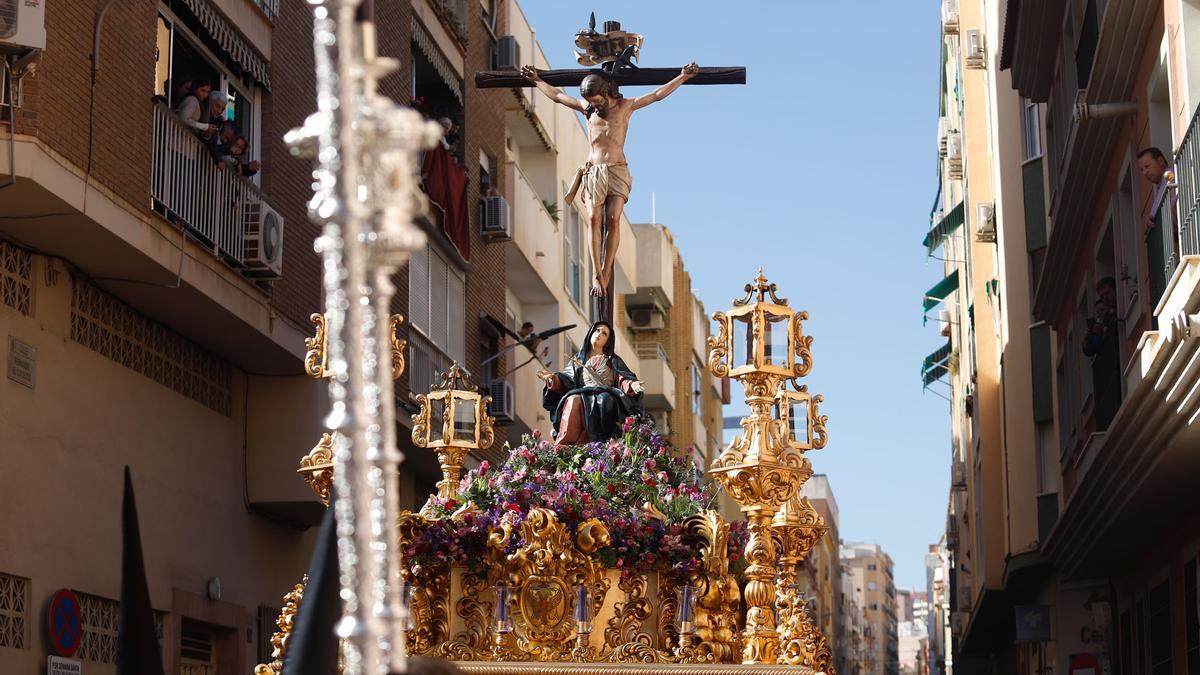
(574, 584), (593, 634)
(676, 585), (695, 636)
(493, 585), (512, 633)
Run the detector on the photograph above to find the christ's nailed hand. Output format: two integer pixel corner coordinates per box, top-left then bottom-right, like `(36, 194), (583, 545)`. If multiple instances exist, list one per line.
(521, 65), (540, 82)
(682, 62), (699, 78)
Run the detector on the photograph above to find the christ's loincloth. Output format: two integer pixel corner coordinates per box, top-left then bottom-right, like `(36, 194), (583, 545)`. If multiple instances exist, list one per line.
(565, 162), (633, 220)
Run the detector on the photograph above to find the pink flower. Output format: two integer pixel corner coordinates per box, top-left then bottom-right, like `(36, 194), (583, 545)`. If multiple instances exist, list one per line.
(623, 448), (633, 460)
(531, 428), (542, 439)
(622, 416), (636, 432)
(479, 460), (491, 473)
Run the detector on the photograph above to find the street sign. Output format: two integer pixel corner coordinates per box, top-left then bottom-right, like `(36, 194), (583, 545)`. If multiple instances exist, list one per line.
(47, 589), (83, 657)
(48, 655), (82, 675)
(1014, 604), (1052, 642)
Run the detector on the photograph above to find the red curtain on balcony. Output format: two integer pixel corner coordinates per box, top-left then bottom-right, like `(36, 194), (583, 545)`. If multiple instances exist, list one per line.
(421, 146), (470, 261)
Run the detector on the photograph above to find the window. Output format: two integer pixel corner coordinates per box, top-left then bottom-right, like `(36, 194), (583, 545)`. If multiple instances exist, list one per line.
(868, 564), (878, 572)
(408, 244), (466, 365)
(0, 572), (29, 648)
(1022, 98), (1042, 160)
(1186, 558), (1199, 674)
(1150, 580), (1173, 675)
(691, 357), (703, 415)
(1116, 164), (1141, 320)
(564, 207), (585, 308)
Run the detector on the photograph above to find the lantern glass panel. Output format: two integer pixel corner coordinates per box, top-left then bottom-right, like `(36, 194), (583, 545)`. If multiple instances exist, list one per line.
(778, 393), (811, 447)
(765, 312), (791, 367)
(429, 396), (446, 443)
(732, 312), (755, 368)
(453, 398), (477, 442)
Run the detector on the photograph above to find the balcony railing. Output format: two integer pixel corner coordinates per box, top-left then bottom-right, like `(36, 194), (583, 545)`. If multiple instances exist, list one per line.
(1173, 106), (1200, 265)
(151, 101), (267, 262)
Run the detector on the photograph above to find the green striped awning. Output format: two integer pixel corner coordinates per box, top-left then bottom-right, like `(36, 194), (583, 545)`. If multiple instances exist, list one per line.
(923, 269), (960, 313)
(924, 202), (965, 254)
(922, 342), (952, 387)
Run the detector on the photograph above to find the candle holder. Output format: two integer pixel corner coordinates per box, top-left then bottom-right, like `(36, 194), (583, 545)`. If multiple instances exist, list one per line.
(673, 584), (698, 659)
(570, 584), (596, 661)
(490, 584), (515, 660)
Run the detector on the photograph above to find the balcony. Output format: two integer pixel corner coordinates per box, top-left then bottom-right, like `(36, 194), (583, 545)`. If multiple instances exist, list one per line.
(634, 342), (676, 411)
(1031, 0), (1158, 321)
(504, 161), (561, 304)
(628, 223), (675, 310)
(150, 101), (269, 265)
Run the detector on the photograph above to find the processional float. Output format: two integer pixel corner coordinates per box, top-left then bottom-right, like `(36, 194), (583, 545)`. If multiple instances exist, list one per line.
(257, 3), (837, 674)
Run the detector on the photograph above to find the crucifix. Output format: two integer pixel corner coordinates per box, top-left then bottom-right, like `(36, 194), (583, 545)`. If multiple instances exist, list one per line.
(475, 14), (746, 323)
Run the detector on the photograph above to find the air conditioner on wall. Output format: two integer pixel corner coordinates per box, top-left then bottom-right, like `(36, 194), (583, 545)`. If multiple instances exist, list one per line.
(494, 36), (520, 71)
(481, 195), (512, 242)
(629, 307), (665, 331)
(975, 202), (996, 242)
(942, 0), (960, 36)
(945, 130), (963, 179)
(487, 379), (515, 425)
(965, 29), (986, 69)
(242, 201), (285, 279)
(951, 460), (967, 490)
(0, 0), (45, 51)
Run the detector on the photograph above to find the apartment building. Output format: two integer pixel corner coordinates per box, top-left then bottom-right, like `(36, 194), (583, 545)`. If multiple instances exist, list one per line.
(924, 543), (953, 675)
(0, 0), (511, 671)
(494, 3), (725, 462)
(798, 473), (844, 671)
(843, 543), (899, 675)
(928, 0), (1200, 673)
(842, 565), (869, 675)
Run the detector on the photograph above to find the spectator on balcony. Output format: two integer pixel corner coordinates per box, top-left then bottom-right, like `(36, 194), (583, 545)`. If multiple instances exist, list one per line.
(518, 321), (541, 350)
(176, 81), (218, 134)
(227, 136), (261, 178)
(1082, 277), (1122, 431)
(1138, 146), (1174, 231)
(201, 91), (228, 139)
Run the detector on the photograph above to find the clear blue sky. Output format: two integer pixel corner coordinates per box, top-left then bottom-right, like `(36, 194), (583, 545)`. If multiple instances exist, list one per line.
(519, 1), (947, 591)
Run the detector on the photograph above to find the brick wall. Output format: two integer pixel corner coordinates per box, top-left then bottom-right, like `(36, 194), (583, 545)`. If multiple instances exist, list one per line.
(17, 0), (157, 213)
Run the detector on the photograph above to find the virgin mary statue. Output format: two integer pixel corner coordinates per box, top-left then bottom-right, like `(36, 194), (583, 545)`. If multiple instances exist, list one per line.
(538, 321), (644, 449)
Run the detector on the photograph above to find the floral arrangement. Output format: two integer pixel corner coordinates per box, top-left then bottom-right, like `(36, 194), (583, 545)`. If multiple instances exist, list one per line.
(406, 417), (748, 580)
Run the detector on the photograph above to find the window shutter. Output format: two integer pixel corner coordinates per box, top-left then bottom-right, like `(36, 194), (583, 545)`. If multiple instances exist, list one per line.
(1030, 323), (1053, 423)
(409, 245), (430, 336)
(448, 270), (465, 365)
(430, 249), (449, 349)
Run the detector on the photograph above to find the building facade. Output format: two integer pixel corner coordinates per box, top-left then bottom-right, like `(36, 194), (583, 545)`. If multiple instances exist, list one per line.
(927, 0), (1200, 673)
(843, 543), (900, 675)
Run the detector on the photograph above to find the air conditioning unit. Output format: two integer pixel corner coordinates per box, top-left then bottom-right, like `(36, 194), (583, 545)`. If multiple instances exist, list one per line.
(964, 29), (986, 69)
(976, 202), (996, 242)
(0, 0), (46, 51)
(480, 195), (511, 242)
(494, 35), (520, 71)
(951, 460), (967, 491)
(242, 201), (284, 279)
(946, 130), (963, 179)
(487, 379), (515, 425)
(629, 307), (665, 331)
(941, 0), (960, 35)
(937, 116), (950, 157)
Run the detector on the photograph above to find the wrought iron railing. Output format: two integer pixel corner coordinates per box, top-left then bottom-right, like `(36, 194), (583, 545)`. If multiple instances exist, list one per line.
(151, 101), (267, 262)
(253, 0), (279, 21)
(1174, 106), (1200, 261)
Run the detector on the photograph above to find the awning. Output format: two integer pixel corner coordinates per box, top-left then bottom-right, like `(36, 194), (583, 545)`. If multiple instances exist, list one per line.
(413, 18), (464, 104)
(924, 201), (965, 254)
(922, 342), (953, 387)
(923, 269), (960, 313)
(179, 0), (271, 90)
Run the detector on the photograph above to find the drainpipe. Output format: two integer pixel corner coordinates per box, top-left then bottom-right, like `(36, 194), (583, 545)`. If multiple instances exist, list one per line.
(1073, 101), (1138, 123)
(84, 0), (117, 202)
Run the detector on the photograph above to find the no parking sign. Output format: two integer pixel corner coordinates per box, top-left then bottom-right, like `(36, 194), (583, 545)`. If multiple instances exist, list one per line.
(47, 589), (82, 658)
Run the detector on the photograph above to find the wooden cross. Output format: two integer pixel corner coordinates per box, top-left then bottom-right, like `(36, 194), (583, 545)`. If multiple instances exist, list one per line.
(474, 17), (746, 324)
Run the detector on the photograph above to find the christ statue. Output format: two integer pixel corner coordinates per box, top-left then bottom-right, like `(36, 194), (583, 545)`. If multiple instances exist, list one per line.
(521, 62), (699, 298)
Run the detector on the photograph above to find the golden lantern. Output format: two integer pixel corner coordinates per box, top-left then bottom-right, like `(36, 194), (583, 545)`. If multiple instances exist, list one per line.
(411, 363), (495, 509)
(775, 382), (828, 452)
(706, 269), (824, 666)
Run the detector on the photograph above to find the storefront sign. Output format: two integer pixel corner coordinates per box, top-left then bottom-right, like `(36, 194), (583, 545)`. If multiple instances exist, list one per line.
(48, 656), (82, 675)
